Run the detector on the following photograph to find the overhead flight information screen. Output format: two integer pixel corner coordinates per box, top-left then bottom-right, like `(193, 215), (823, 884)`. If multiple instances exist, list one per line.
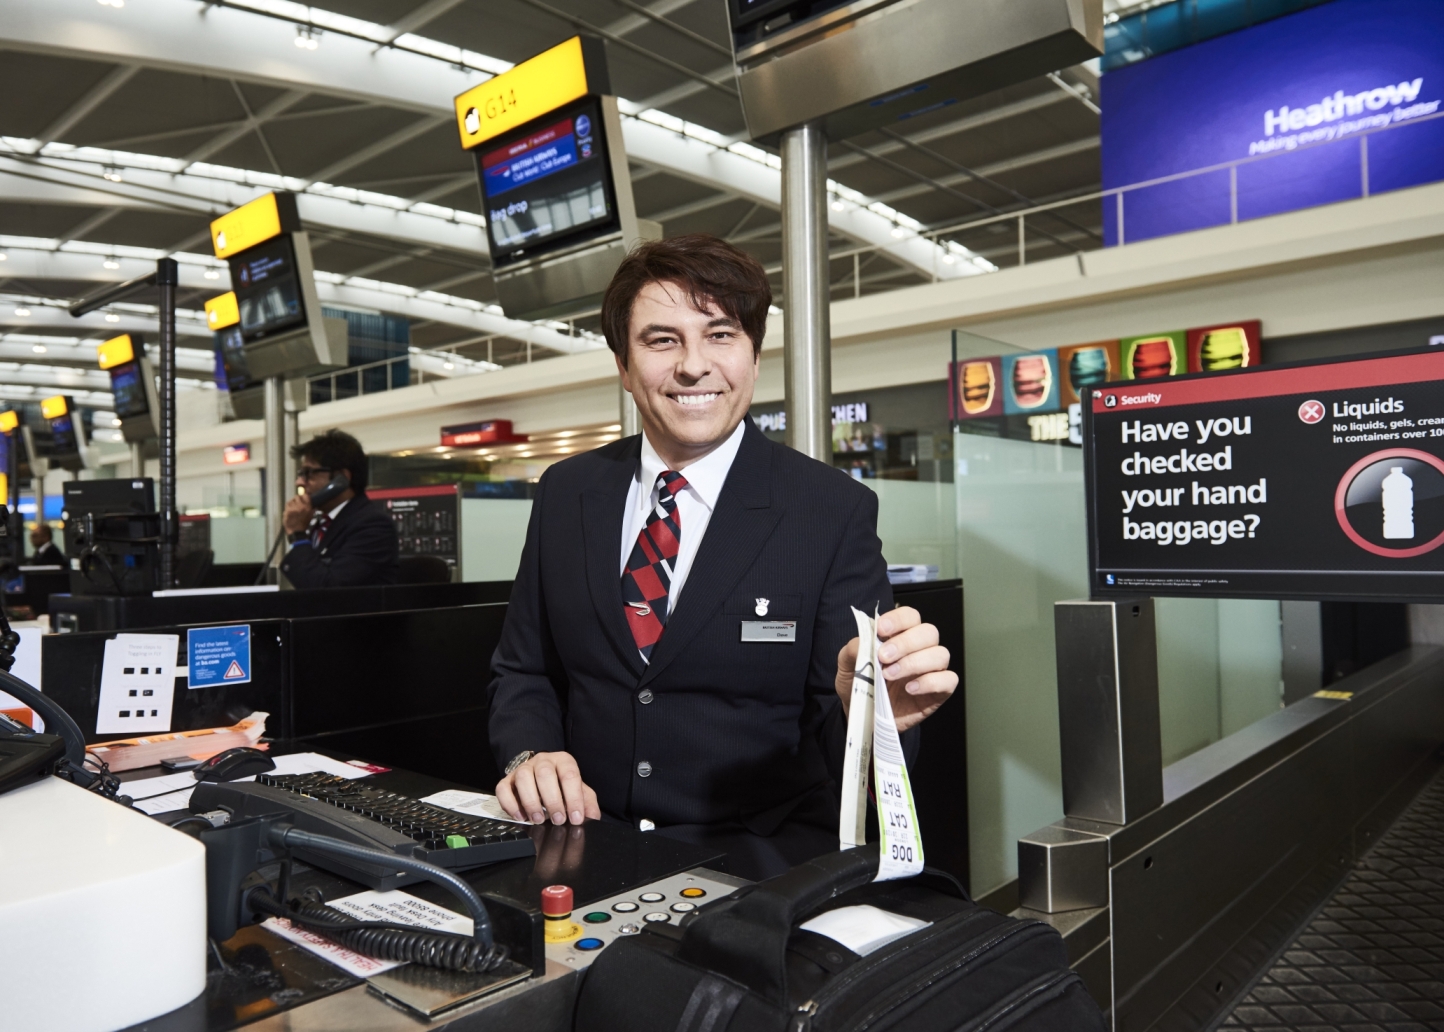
(228, 236), (306, 343)
(109, 361), (149, 419)
(478, 99), (617, 265)
(1086, 349), (1444, 601)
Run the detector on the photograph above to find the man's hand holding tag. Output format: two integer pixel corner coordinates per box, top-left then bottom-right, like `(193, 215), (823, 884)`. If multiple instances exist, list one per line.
(834, 606), (955, 732)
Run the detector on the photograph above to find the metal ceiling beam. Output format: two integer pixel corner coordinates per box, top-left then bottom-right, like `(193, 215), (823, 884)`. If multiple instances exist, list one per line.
(0, 158), (489, 258)
(36, 64), (142, 146)
(0, 332), (216, 373)
(375, 0), (469, 44)
(0, 248), (599, 354)
(0, 293), (211, 340)
(182, 88), (310, 167)
(869, 136), (1101, 205)
(58, 207), (124, 245)
(826, 91), (1073, 173)
(644, 190), (741, 225)
(303, 115), (448, 185)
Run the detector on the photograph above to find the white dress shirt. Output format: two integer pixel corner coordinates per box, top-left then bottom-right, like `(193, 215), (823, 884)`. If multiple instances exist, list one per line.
(289, 498), (350, 550)
(619, 419), (747, 618)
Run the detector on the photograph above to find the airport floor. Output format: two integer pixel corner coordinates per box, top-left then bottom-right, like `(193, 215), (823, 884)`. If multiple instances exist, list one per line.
(1213, 765), (1444, 1032)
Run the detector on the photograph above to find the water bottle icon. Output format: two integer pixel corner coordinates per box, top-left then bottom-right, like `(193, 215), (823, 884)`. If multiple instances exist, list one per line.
(1382, 466), (1414, 539)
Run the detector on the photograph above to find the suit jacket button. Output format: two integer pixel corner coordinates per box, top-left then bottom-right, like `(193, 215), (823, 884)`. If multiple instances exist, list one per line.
(638, 689), (654, 705)
(637, 761), (652, 778)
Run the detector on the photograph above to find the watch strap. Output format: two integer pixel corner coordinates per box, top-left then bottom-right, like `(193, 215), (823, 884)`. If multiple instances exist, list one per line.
(504, 750), (537, 775)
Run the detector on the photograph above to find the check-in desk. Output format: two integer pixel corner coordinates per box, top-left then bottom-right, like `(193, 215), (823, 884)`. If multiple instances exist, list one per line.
(114, 754), (733, 1032)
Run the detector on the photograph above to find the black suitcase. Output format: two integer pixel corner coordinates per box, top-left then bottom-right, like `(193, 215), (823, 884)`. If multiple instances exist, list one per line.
(575, 845), (1106, 1032)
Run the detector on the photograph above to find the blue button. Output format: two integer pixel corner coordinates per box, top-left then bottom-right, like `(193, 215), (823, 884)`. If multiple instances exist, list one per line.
(575, 938), (605, 951)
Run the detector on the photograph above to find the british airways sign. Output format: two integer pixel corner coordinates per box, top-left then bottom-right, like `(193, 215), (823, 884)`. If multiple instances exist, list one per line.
(1102, 0), (1444, 245)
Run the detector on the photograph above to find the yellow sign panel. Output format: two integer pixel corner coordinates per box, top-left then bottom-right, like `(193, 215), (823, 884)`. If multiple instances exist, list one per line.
(205, 292), (240, 331)
(211, 193), (284, 259)
(41, 395), (69, 420)
(98, 333), (136, 370)
(454, 36), (592, 149)
(0, 411), (17, 433)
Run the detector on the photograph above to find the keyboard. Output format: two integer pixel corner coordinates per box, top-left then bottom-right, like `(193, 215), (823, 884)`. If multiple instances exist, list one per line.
(190, 772), (535, 890)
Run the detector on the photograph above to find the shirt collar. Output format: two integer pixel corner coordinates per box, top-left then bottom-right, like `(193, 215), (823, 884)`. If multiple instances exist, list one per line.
(326, 498), (349, 521)
(639, 419), (747, 512)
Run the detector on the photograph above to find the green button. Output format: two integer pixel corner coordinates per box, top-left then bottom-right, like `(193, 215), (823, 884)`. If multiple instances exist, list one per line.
(583, 911), (611, 924)
(445, 834), (469, 849)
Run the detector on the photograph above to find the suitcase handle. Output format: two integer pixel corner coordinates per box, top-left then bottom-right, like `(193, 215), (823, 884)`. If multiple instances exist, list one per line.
(676, 845), (883, 1005)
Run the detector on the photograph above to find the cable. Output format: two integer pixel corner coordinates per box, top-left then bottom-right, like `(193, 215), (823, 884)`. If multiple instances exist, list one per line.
(254, 527), (287, 585)
(0, 667), (86, 766)
(246, 887), (511, 974)
(268, 826), (496, 949)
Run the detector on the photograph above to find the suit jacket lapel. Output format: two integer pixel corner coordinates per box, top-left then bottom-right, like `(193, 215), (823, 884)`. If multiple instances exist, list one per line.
(582, 436), (647, 679)
(641, 421), (778, 687)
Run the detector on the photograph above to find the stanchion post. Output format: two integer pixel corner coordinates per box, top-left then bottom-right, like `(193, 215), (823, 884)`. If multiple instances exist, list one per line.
(157, 257), (178, 591)
(263, 376), (285, 576)
(780, 122), (832, 461)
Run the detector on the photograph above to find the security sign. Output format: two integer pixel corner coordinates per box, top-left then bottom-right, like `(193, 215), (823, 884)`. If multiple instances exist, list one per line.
(187, 625), (251, 689)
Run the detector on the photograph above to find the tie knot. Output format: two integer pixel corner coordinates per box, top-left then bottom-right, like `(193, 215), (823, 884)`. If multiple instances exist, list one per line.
(656, 470), (688, 498)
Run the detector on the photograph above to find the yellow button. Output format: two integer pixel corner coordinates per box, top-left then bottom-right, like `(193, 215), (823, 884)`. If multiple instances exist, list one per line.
(680, 887), (705, 898)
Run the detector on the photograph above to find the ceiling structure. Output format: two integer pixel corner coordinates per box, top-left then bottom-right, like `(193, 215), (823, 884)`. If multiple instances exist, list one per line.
(0, 0), (1109, 422)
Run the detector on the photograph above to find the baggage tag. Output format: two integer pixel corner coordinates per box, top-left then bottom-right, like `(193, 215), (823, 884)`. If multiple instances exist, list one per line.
(840, 607), (925, 882)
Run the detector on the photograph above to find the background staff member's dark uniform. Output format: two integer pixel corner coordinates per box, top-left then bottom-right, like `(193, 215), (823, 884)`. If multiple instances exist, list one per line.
(488, 419), (917, 878)
(280, 493), (399, 589)
(30, 526), (65, 566)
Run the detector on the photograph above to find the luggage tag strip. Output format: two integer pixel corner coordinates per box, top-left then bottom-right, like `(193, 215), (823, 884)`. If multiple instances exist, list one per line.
(841, 607), (925, 882)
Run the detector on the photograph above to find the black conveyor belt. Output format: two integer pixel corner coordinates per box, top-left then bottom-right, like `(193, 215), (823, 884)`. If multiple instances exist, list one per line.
(1215, 765), (1444, 1031)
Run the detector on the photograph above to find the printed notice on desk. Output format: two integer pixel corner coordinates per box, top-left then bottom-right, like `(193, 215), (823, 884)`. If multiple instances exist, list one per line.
(95, 634), (179, 734)
(420, 789), (530, 824)
(262, 890), (473, 978)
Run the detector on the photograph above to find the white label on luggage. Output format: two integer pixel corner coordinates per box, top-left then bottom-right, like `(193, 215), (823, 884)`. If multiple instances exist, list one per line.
(842, 607), (925, 881)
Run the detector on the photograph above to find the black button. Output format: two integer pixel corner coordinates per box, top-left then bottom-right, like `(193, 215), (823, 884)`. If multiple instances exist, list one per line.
(638, 689), (654, 705)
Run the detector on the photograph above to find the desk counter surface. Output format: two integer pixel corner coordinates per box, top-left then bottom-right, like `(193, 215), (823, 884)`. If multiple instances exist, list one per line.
(120, 756), (727, 1032)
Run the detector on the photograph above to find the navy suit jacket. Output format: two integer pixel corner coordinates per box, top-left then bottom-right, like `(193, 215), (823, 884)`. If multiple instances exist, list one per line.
(487, 419), (902, 836)
(280, 494), (400, 590)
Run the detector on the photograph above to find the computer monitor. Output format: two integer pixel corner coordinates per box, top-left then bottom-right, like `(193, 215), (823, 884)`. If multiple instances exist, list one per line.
(478, 97), (621, 268)
(61, 478), (160, 597)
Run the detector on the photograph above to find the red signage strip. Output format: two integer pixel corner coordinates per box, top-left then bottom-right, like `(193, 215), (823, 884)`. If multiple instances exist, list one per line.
(1092, 350), (1444, 413)
(369, 484), (459, 499)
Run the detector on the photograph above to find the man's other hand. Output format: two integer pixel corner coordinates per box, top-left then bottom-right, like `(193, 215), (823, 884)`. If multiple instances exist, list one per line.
(835, 606), (957, 733)
(283, 494), (315, 535)
(495, 750), (602, 826)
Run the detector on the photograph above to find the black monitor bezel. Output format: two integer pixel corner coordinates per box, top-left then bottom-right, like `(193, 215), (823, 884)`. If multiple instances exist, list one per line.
(227, 235), (308, 345)
(108, 360), (150, 420)
(476, 95), (622, 270)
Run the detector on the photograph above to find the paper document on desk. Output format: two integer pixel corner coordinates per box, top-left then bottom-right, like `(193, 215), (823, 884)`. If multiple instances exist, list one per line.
(126, 751), (373, 816)
(840, 607), (924, 882)
(420, 789), (530, 825)
(263, 890), (473, 978)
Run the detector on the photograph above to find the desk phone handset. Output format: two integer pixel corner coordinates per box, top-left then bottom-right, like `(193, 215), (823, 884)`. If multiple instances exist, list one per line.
(307, 472), (349, 511)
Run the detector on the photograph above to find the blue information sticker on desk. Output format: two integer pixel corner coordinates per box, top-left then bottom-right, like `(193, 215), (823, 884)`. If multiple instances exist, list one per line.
(187, 625), (251, 688)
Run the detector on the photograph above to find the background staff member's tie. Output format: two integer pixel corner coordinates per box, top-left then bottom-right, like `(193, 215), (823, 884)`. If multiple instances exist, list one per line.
(622, 470), (688, 661)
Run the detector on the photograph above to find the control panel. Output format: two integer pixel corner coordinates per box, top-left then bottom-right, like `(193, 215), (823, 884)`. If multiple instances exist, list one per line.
(544, 868), (743, 969)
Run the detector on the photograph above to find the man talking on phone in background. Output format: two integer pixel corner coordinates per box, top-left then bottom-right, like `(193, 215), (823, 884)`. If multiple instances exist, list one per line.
(487, 235), (956, 879)
(280, 428), (399, 589)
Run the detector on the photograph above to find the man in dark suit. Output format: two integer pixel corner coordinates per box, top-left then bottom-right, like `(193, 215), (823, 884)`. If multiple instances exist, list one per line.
(487, 236), (956, 879)
(279, 429), (399, 590)
(29, 524), (65, 566)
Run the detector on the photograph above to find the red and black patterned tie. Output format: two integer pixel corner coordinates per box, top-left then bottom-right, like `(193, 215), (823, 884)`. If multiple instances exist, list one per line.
(622, 471), (687, 660)
(311, 514), (332, 547)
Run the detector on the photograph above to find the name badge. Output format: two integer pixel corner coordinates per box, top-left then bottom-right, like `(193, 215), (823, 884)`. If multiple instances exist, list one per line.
(741, 620), (796, 642)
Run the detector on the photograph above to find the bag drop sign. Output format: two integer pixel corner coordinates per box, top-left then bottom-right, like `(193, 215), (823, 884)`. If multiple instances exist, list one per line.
(187, 625), (252, 688)
(1087, 349), (1444, 601)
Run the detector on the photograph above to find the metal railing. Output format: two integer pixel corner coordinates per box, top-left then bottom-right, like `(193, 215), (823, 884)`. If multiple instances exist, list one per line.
(831, 104), (1444, 284)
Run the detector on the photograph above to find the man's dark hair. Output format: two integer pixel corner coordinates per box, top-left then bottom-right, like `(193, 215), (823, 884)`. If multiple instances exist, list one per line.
(600, 234), (771, 366)
(291, 428), (369, 494)
(34, 523), (52, 542)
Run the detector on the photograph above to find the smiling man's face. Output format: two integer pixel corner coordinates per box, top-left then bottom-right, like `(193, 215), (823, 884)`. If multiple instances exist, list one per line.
(617, 279), (760, 469)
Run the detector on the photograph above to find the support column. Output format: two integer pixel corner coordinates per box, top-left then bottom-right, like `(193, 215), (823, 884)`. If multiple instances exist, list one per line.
(780, 122), (832, 461)
(263, 376), (285, 568)
(156, 257), (178, 591)
(130, 441), (144, 479)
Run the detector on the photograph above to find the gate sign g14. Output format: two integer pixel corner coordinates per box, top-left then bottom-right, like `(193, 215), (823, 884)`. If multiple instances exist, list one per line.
(187, 625), (252, 688)
(1086, 350), (1444, 602)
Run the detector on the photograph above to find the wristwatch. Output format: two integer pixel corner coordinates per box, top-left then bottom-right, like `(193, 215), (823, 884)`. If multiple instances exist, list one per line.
(504, 750), (537, 775)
